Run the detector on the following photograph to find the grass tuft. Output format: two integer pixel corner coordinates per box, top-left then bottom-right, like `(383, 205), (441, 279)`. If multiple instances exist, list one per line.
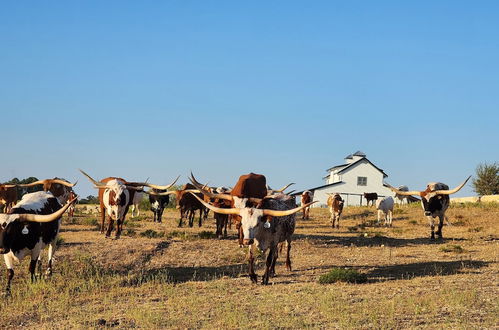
(439, 244), (465, 253)
(319, 268), (367, 284)
(140, 229), (165, 239)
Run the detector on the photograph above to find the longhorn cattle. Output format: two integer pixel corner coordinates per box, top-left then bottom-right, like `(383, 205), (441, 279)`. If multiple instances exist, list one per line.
(67, 190), (78, 219)
(388, 176), (470, 239)
(0, 192), (76, 294)
(394, 185), (409, 204)
(300, 191), (312, 220)
(18, 178), (77, 205)
(130, 191), (144, 218)
(190, 191), (313, 284)
(79, 170), (179, 237)
(144, 183), (205, 227)
(0, 185), (17, 214)
(363, 192), (378, 206)
(376, 196), (394, 226)
(148, 189), (170, 223)
(327, 193), (344, 228)
(189, 173), (268, 245)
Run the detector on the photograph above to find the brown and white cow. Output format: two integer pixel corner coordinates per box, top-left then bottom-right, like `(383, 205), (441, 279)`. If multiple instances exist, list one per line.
(363, 192), (378, 206)
(18, 178), (77, 206)
(388, 176), (470, 239)
(300, 191), (312, 220)
(189, 173), (313, 284)
(327, 193), (344, 228)
(80, 170), (178, 238)
(0, 185), (17, 214)
(190, 191), (314, 284)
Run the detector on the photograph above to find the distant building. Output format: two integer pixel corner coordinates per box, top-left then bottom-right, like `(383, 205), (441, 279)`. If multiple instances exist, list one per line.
(295, 151), (395, 207)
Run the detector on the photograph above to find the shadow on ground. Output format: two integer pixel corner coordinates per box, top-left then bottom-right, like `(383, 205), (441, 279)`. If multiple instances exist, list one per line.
(366, 260), (490, 281)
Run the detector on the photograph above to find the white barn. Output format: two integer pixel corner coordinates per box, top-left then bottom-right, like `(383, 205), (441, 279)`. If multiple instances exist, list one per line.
(297, 151), (396, 207)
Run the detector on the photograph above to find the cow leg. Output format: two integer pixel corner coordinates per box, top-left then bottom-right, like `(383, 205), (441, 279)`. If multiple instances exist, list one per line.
(106, 216), (114, 238)
(188, 210), (194, 227)
(238, 224), (244, 247)
(198, 209), (203, 227)
(29, 259), (37, 283)
(428, 216), (436, 239)
(377, 210), (381, 225)
(270, 246), (278, 277)
(45, 241), (57, 276)
(5, 269), (14, 296)
(223, 216), (228, 238)
(158, 208), (164, 223)
(436, 215), (444, 239)
(335, 213), (340, 229)
(388, 210), (393, 227)
(285, 240), (292, 271)
(115, 218), (123, 239)
(215, 216), (222, 238)
(248, 245), (258, 283)
(100, 206), (106, 233)
(262, 247), (274, 285)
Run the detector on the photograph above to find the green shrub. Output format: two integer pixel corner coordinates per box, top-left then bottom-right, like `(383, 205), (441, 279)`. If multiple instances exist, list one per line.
(197, 231), (217, 239)
(319, 268), (367, 284)
(140, 229), (165, 239)
(439, 244), (465, 253)
(408, 220), (418, 225)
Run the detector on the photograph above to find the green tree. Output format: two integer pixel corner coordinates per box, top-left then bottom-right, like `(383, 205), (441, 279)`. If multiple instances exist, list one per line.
(473, 162), (499, 196)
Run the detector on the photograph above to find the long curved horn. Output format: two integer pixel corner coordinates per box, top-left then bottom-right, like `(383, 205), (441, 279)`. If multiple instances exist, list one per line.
(189, 172), (233, 201)
(132, 175), (180, 190)
(0, 184), (16, 188)
(17, 180), (46, 187)
(18, 179), (77, 188)
(79, 169), (108, 188)
(187, 192), (240, 215)
(262, 201), (317, 217)
(275, 183), (295, 193)
(17, 197), (77, 223)
(386, 184), (421, 196)
(433, 176), (471, 195)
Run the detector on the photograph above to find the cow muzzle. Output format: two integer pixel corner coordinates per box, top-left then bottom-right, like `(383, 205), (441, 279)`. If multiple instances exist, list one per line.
(424, 211), (432, 217)
(243, 239), (254, 245)
(0, 247), (8, 254)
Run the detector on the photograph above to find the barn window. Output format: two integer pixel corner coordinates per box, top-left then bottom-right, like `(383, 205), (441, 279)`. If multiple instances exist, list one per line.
(357, 176), (367, 186)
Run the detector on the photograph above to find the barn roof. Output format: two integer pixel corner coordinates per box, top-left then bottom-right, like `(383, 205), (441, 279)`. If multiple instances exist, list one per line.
(337, 157), (388, 178)
(291, 181), (343, 196)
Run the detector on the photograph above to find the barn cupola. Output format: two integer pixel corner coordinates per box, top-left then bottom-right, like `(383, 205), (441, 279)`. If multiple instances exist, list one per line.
(345, 151), (366, 164)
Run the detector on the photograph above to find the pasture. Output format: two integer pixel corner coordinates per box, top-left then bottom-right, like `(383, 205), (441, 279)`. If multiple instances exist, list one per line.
(1, 203), (498, 328)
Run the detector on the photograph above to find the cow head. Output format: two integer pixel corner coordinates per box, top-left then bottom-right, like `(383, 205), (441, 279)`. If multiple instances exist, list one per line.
(18, 178), (77, 204)
(388, 176), (470, 218)
(0, 198), (76, 254)
(187, 192), (315, 245)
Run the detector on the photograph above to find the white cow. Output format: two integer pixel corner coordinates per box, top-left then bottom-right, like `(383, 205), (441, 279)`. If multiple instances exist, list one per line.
(376, 196), (394, 226)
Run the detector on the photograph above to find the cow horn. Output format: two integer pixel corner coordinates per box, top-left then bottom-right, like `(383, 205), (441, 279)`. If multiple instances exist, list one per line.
(189, 172), (233, 202)
(133, 175), (180, 190)
(187, 192), (240, 215)
(0, 184), (16, 188)
(433, 176), (471, 195)
(386, 184), (421, 196)
(79, 169), (109, 188)
(18, 179), (77, 188)
(262, 201), (317, 217)
(275, 183), (295, 193)
(17, 197), (77, 223)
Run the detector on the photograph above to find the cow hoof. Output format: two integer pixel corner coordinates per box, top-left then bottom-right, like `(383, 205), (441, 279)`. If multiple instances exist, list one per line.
(3, 290), (11, 298)
(249, 274), (258, 283)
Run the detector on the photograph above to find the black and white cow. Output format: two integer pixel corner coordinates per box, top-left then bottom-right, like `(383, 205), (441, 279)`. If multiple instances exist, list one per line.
(388, 176), (470, 239)
(0, 191), (76, 294)
(148, 189), (170, 223)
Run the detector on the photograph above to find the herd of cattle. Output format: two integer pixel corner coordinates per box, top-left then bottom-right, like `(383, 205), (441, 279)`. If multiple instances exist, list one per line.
(0, 171), (471, 294)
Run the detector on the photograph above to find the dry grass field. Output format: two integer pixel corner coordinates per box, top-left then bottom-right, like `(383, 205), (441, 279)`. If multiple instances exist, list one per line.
(1, 202), (498, 329)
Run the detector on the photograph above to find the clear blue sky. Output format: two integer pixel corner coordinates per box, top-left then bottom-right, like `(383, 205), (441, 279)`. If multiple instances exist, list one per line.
(1, 1), (497, 198)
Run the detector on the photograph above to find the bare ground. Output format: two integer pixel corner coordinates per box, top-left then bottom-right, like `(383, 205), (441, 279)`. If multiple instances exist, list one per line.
(1, 203), (498, 329)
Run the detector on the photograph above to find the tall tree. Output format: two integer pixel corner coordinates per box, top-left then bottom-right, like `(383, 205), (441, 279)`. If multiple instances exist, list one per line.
(473, 162), (499, 195)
